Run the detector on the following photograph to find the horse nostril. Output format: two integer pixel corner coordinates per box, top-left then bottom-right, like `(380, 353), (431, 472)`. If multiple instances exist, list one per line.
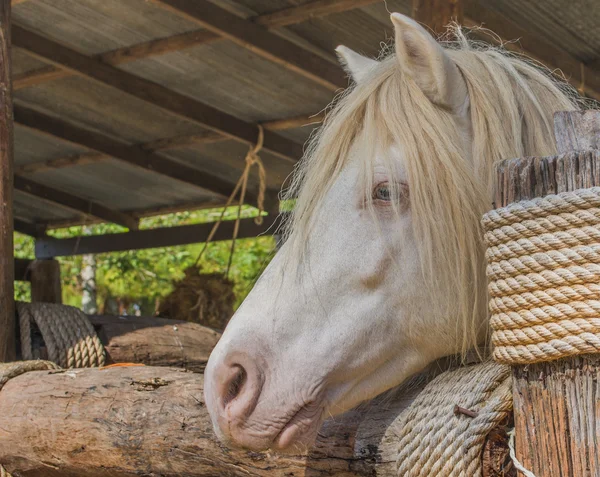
(222, 364), (247, 408)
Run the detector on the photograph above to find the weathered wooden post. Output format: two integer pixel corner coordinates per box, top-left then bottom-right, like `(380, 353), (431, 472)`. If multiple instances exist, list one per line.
(485, 110), (600, 476)
(0, 0), (13, 362)
(29, 259), (62, 303)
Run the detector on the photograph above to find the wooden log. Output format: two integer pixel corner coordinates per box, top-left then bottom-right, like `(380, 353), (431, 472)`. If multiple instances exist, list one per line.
(28, 259), (62, 304)
(90, 315), (221, 372)
(0, 0), (14, 362)
(0, 366), (423, 477)
(412, 0), (463, 35)
(494, 110), (600, 476)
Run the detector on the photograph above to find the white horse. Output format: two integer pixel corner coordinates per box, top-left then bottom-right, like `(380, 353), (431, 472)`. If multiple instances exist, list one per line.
(204, 13), (580, 451)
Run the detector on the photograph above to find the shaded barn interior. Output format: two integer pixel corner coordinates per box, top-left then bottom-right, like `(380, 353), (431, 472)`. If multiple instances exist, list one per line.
(9, 0), (600, 256)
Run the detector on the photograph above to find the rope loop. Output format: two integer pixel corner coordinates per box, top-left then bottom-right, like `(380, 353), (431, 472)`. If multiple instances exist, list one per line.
(194, 125), (268, 276)
(483, 188), (600, 364)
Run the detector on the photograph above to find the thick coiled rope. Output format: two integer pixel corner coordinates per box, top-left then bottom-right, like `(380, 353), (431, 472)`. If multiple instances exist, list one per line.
(394, 361), (512, 477)
(18, 302), (105, 368)
(482, 187), (600, 364)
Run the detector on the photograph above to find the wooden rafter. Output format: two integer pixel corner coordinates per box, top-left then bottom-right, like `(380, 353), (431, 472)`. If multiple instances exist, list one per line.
(462, 0), (600, 101)
(13, 105), (266, 205)
(255, 0), (383, 28)
(14, 217), (44, 237)
(148, 0), (346, 91)
(12, 25), (303, 162)
(15, 175), (139, 230)
(413, 0), (463, 35)
(14, 0), (376, 91)
(35, 214), (283, 258)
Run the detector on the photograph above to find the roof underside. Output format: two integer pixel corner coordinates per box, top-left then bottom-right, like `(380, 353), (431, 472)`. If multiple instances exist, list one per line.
(11, 0), (600, 230)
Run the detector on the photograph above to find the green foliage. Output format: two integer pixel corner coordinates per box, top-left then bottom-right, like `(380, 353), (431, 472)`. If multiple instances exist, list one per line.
(13, 206), (275, 315)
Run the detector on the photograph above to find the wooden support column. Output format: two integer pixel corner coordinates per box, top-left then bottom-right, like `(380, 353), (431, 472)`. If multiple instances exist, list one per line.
(412, 0), (463, 35)
(494, 110), (600, 476)
(28, 259), (62, 304)
(0, 0), (13, 362)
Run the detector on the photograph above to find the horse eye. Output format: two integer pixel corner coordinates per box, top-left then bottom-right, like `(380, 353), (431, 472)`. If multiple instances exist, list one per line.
(373, 183), (392, 201)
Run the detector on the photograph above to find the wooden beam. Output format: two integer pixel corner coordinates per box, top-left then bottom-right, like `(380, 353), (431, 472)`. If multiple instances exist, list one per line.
(0, 0), (14, 362)
(413, 0), (463, 35)
(256, 0), (383, 28)
(13, 105), (262, 204)
(14, 257), (31, 281)
(14, 175), (139, 230)
(11, 25), (303, 162)
(14, 218), (43, 237)
(35, 214), (282, 258)
(13, 1), (375, 91)
(262, 111), (326, 130)
(463, 0), (600, 101)
(149, 0), (346, 92)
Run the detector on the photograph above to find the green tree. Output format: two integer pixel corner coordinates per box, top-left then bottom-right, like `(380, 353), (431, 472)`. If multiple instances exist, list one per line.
(14, 206), (276, 315)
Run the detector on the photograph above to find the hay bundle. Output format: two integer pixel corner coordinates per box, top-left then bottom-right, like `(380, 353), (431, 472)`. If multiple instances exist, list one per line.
(158, 267), (235, 330)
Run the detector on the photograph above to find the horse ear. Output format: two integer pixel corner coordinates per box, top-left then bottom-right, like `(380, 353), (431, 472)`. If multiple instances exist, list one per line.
(336, 45), (378, 83)
(391, 13), (468, 111)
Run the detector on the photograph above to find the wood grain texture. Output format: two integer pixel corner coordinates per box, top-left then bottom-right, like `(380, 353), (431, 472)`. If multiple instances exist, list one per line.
(150, 0), (346, 92)
(0, 0), (13, 362)
(494, 110), (600, 476)
(14, 175), (139, 230)
(413, 0), (464, 35)
(29, 259), (62, 303)
(0, 366), (424, 477)
(12, 25), (303, 162)
(90, 315), (221, 372)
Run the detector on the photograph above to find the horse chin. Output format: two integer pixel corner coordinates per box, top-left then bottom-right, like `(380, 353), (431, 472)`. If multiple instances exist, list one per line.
(271, 402), (325, 453)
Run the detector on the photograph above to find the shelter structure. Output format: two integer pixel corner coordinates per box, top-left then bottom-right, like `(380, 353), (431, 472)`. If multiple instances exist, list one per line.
(1, 0), (600, 360)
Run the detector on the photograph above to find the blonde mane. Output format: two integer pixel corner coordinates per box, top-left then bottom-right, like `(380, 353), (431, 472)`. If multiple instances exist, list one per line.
(283, 29), (585, 355)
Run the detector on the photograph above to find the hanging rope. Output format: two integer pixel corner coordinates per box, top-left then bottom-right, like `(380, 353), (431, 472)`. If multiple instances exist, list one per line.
(194, 126), (267, 276)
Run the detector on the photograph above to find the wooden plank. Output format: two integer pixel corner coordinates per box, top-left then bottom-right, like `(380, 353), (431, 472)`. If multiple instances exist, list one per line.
(262, 111), (325, 130)
(255, 0), (383, 28)
(413, 0), (463, 35)
(14, 218), (44, 237)
(463, 0), (600, 101)
(494, 110), (600, 476)
(29, 259), (62, 303)
(11, 25), (303, 162)
(0, 0), (14, 362)
(14, 175), (139, 230)
(14, 257), (31, 281)
(149, 0), (346, 92)
(13, 105), (263, 204)
(35, 214), (282, 258)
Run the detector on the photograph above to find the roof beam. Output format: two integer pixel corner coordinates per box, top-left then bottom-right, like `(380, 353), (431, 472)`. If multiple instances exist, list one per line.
(35, 214), (282, 258)
(14, 1), (377, 91)
(463, 0), (600, 101)
(12, 25), (303, 162)
(14, 105), (265, 204)
(149, 0), (346, 91)
(255, 0), (383, 28)
(15, 175), (139, 230)
(412, 0), (463, 35)
(14, 217), (45, 237)
(15, 112), (324, 176)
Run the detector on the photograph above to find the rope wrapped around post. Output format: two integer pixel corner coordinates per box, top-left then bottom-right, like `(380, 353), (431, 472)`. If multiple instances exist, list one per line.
(482, 187), (600, 364)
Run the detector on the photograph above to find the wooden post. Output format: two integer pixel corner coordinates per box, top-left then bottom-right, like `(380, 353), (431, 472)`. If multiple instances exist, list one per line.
(412, 0), (463, 35)
(494, 110), (600, 476)
(0, 0), (13, 362)
(29, 259), (62, 304)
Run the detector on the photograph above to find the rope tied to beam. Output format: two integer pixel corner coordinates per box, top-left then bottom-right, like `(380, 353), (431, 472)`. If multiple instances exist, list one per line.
(18, 302), (105, 368)
(194, 125), (267, 276)
(483, 187), (600, 364)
